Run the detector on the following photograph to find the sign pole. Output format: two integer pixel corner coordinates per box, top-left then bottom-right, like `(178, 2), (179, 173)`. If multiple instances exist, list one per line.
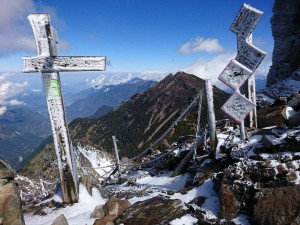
(205, 79), (217, 151)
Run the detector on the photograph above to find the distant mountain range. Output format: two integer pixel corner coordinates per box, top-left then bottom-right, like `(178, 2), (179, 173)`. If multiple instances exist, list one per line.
(21, 72), (229, 173)
(1, 77), (155, 169)
(0, 108), (51, 169)
(69, 72), (229, 159)
(65, 78), (156, 121)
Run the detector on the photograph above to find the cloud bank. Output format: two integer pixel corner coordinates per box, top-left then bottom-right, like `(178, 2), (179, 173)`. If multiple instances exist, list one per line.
(0, 73), (29, 115)
(179, 36), (225, 54)
(0, 0), (69, 57)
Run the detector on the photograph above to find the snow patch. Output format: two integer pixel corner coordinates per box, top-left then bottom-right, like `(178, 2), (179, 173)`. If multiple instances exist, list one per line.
(24, 184), (106, 225)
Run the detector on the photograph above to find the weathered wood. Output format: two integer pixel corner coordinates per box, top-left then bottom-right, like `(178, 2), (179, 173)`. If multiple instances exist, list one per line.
(22, 13), (106, 204)
(23, 56), (106, 73)
(205, 80), (217, 150)
(171, 133), (205, 177)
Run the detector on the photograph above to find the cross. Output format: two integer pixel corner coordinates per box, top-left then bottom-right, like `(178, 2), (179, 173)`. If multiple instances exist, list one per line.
(22, 14), (106, 203)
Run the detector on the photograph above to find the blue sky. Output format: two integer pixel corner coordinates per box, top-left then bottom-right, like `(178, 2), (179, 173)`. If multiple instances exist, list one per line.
(0, 0), (274, 114)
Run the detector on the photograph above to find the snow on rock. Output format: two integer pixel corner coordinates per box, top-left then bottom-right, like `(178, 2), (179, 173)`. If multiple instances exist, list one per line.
(170, 214), (198, 225)
(285, 106), (297, 119)
(76, 144), (114, 178)
(24, 184), (106, 225)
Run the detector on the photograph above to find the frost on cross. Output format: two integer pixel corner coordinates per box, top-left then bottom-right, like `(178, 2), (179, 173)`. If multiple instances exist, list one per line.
(22, 13), (106, 204)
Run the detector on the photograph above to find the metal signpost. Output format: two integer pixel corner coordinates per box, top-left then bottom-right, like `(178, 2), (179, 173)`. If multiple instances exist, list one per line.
(22, 14), (106, 203)
(219, 4), (267, 139)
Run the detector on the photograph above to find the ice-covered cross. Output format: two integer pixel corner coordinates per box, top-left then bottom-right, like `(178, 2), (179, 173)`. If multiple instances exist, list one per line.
(22, 14), (106, 203)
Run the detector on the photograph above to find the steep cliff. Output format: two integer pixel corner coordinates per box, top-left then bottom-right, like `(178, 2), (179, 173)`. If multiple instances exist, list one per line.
(267, 0), (300, 86)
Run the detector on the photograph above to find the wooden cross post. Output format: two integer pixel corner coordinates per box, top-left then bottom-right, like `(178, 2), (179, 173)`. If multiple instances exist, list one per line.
(22, 14), (106, 203)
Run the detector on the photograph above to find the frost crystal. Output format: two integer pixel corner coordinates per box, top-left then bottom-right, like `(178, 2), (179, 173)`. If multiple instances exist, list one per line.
(218, 59), (252, 90)
(221, 92), (255, 122)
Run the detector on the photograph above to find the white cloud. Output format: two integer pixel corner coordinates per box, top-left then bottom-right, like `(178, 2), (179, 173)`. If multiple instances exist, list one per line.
(8, 99), (25, 106)
(31, 89), (41, 92)
(179, 36), (225, 54)
(139, 71), (169, 81)
(181, 51), (237, 89)
(0, 106), (7, 116)
(0, 0), (69, 57)
(0, 73), (29, 114)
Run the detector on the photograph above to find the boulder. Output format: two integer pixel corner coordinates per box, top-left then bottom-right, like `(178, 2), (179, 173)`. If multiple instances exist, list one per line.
(51, 214), (69, 225)
(261, 135), (281, 149)
(93, 215), (116, 225)
(257, 105), (288, 128)
(267, 0), (300, 86)
(114, 195), (187, 225)
(105, 196), (131, 216)
(91, 204), (108, 219)
(288, 111), (300, 127)
(288, 95), (300, 110)
(0, 160), (16, 180)
(0, 183), (25, 225)
(218, 184), (241, 220)
(254, 185), (300, 225)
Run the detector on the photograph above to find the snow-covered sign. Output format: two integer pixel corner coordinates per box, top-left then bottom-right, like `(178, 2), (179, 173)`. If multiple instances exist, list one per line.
(219, 4), (266, 125)
(22, 14), (106, 203)
(231, 4), (266, 71)
(218, 59), (252, 90)
(221, 92), (255, 122)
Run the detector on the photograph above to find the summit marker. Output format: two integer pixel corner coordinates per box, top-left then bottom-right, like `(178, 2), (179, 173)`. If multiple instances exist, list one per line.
(22, 14), (106, 203)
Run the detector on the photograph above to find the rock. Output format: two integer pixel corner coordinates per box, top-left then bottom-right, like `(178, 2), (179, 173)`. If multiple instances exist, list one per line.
(177, 188), (189, 195)
(195, 171), (214, 186)
(91, 204), (108, 219)
(276, 164), (288, 177)
(93, 214), (117, 225)
(257, 105), (288, 128)
(261, 135), (281, 149)
(287, 172), (297, 182)
(288, 111), (300, 127)
(105, 196), (131, 216)
(288, 95), (300, 110)
(114, 195), (187, 225)
(254, 185), (300, 225)
(267, 0), (300, 87)
(0, 182), (25, 225)
(79, 175), (92, 196)
(186, 196), (206, 213)
(0, 160), (16, 179)
(167, 190), (175, 195)
(51, 214), (69, 225)
(194, 161), (221, 186)
(219, 184), (241, 220)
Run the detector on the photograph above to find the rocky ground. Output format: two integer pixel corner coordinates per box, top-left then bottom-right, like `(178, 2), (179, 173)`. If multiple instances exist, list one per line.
(1, 92), (299, 225)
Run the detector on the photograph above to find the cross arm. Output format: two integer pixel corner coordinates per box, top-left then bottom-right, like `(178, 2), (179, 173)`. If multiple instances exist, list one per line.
(22, 56), (106, 73)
